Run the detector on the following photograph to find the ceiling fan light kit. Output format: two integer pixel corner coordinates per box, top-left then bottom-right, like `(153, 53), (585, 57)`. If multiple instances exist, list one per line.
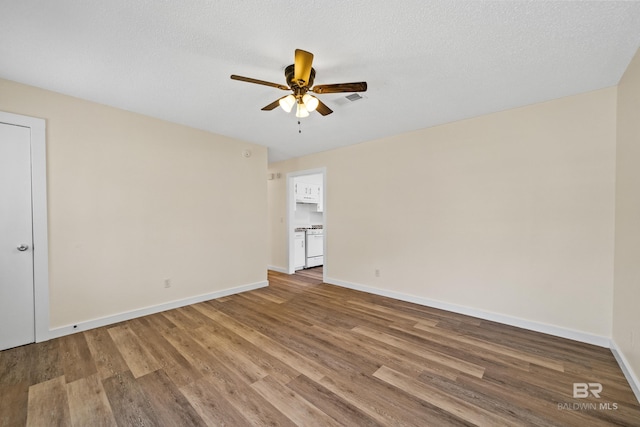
(231, 49), (367, 118)
(295, 103), (309, 118)
(302, 94), (319, 112)
(279, 94), (296, 113)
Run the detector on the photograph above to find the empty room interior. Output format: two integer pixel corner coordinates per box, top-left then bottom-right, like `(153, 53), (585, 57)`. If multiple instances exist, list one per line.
(2, 1), (640, 426)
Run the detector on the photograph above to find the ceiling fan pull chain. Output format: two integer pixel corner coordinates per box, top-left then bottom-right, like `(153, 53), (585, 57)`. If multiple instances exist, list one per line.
(298, 120), (302, 134)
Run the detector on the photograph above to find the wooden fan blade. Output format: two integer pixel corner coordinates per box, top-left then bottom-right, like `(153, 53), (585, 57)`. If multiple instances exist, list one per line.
(261, 97), (285, 111)
(315, 99), (333, 116)
(230, 75), (289, 91)
(294, 49), (314, 86)
(311, 82), (367, 94)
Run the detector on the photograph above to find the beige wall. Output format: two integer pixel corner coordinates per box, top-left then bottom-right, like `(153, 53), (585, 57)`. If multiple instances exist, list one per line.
(614, 48), (640, 385)
(0, 78), (267, 328)
(269, 88), (617, 338)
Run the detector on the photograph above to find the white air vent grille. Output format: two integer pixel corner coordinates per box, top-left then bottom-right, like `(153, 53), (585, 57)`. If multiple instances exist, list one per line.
(333, 93), (367, 107)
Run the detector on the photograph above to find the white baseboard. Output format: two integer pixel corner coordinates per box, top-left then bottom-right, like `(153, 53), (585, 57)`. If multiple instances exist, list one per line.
(267, 265), (289, 274)
(44, 280), (268, 341)
(324, 276), (610, 348)
(610, 340), (640, 404)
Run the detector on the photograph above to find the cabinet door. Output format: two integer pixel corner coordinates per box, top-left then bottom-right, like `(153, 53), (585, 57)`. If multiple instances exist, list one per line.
(295, 183), (310, 202)
(316, 185), (323, 212)
(294, 233), (306, 269)
(307, 184), (320, 203)
(294, 183), (302, 202)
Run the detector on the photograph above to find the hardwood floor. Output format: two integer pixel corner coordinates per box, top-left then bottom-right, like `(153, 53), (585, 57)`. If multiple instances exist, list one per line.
(1, 268), (639, 426)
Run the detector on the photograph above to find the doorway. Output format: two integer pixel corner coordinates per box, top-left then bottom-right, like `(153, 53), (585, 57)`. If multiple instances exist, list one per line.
(287, 168), (326, 281)
(0, 111), (49, 350)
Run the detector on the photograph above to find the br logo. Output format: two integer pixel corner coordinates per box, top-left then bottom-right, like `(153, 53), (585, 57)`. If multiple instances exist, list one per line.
(573, 383), (602, 398)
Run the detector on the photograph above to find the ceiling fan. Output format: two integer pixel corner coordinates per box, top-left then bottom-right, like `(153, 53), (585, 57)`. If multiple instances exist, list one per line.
(230, 49), (367, 118)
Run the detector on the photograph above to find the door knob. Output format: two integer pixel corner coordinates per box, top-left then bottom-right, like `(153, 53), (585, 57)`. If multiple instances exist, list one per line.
(17, 244), (29, 251)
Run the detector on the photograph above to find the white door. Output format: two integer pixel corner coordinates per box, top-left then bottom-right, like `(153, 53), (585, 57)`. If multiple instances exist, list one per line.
(0, 122), (35, 350)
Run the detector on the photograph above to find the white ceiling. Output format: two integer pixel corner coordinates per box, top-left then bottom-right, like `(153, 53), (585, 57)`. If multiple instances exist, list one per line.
(2, 1), (640, 163)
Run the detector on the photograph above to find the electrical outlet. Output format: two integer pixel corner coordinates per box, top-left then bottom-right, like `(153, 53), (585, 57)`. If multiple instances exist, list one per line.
(164, 278), (171, 288)
(375, 269), (380, 277)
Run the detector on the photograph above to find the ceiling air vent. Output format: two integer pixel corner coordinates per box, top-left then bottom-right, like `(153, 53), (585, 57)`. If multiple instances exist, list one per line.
(333, 92), (366, 107)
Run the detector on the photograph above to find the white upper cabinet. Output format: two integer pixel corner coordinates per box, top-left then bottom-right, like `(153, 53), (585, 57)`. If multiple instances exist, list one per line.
(295, 182), (320, 203)
(316, 184), (323, 212)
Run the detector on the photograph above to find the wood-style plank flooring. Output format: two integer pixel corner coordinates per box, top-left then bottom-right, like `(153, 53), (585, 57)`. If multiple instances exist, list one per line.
(1, 268), (639, 426)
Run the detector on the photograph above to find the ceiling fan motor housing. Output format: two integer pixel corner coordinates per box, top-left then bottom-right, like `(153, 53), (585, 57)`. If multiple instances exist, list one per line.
(285, 64), (315, 96)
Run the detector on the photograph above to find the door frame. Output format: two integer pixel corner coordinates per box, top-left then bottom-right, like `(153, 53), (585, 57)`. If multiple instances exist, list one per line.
(286, 167), (326, 280)
(0, 111), (49, 343)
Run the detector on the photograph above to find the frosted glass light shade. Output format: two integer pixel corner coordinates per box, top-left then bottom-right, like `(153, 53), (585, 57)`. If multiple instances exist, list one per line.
(302, 94), (319, 112)
(279, 94), (296, 113)
(296, 103), (309, 118)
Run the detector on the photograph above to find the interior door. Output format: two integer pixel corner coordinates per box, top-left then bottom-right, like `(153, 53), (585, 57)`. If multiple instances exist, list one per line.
(0, 122), (35, 350)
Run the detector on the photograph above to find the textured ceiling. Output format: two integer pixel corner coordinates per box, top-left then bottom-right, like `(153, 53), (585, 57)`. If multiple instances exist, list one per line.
(2, 1), (640, 162)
